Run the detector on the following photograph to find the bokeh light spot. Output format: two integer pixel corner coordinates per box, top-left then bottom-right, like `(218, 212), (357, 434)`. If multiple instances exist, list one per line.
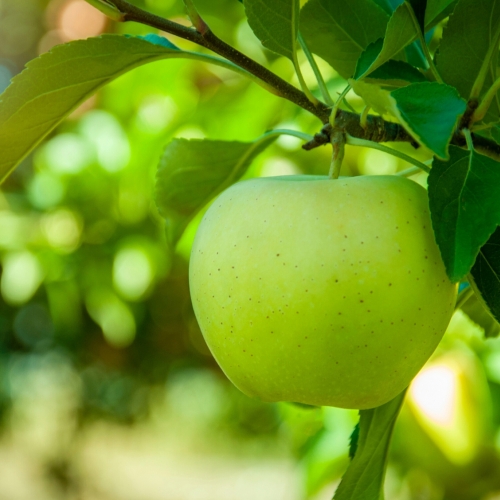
(28, 171), (65, 209)
(1, 251), (44, 305)
(41, 209), (82, 253)
(113, 246), (154, 301)
(79, 111), (131, 172)
(410, 365), (456, 425)
(58, 0), (107, 41)
(86, 289), (136, 348)
(37, 133), (93, 174)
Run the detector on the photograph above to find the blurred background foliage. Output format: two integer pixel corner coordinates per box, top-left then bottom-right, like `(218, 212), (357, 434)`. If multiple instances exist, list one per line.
(1, 1), (500, 499)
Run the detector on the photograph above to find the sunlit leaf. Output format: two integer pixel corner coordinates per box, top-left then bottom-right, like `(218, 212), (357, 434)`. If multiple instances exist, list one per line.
(0, 34), (249, 183)
(391, 82), (466, 159)
(334, 391), (406, 500)
(429, 146), (500, 281)
(244, 0), (299, 60)
(155, 135), (277, 246)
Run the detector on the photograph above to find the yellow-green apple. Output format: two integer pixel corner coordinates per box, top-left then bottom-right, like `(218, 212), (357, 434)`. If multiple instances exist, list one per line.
(189, 175), (457, 409)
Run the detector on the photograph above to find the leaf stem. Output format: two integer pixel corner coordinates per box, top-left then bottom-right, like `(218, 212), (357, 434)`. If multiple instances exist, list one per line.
(298, 33), (333, 106)
(183, 0), (208, 34)
(264, 129), (314, 142)
(471, 76), (500, 124)
(292, 51), (320, 106)
(330, 85), (351, 127)
(329, 129), (346, 179)
(360, 106), (370, 129)
(396, 166), (422, 177)
(463, 128), (475, 151)
(470, 23), (500, 99)
(346, 135), (431, 173)
(405, 2), (443, 83)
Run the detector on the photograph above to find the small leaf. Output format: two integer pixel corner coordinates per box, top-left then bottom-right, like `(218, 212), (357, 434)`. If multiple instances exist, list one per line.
(355, 0), (452, 79)
(391, 82), (466, 159)
(461, 283), (500, 338)
(349, 79), (398, 115)
(244, 0), (299, 60)
(334, 391), (406, 500)
(428, 147), (500, 282)
(348, 421), (360, 460)
(155, 136), (277, 246)
(300, 0), (389, 79)
(469, 227), (500, 327)
(437, 0), (500, 104)
(363, 2), (418, 76)
(0, 35), (246, 183)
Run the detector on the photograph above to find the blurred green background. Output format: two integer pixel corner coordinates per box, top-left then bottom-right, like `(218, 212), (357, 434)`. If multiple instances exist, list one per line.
(1, 1), (500, 499)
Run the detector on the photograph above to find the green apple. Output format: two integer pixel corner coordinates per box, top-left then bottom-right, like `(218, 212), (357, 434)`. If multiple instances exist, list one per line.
(189, 175), (457, 409)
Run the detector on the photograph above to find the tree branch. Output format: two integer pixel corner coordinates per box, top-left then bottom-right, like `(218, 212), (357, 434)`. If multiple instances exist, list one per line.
(102, 0), (331, 122)
(95, 0), (500, 161)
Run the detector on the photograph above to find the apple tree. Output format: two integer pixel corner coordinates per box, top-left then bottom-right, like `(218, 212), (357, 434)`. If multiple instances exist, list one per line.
(1, 0), (500, 498)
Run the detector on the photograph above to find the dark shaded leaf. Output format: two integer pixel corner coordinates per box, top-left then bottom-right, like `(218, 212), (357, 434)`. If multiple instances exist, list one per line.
(429, 147), (500, 281)
(436, 0), (500, 117)
(461, 282), (500, 338)
(368, 60), (426, 84)
(469, 227), (500, 327)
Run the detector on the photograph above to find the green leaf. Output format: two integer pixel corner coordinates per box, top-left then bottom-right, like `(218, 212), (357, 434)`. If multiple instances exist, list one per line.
(428, 146), (500, 282)
(244, 0), (299, 60)
(155, 135), (277, 246)
(358, 4), (416, 78)
(355, 0), (454, 79)
(300, 0), (389, 79)
(469, 227), (500, 328)
(436, 0), (500, 101)
(461, 283), (500, 338)
(391, 82), (466, 159)
(424, 0), (456, 26)
(0, 34), (254, 183)
(334, 391), (406, 500)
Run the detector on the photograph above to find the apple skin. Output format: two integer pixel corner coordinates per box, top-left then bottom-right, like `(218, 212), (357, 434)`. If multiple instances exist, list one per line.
(189, 175), (457, 409)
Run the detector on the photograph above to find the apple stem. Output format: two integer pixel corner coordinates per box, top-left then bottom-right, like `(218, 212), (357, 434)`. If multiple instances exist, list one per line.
(329, 129), (346, 179)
